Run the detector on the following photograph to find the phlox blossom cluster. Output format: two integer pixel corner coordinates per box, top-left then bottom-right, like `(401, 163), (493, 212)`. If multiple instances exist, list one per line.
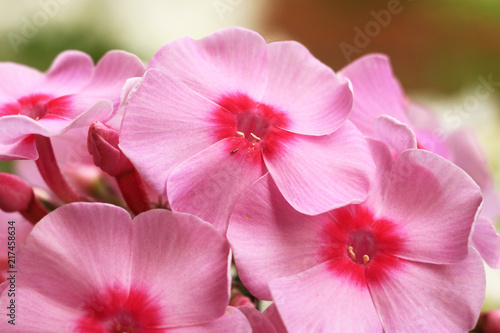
(0, 27), (499, 333)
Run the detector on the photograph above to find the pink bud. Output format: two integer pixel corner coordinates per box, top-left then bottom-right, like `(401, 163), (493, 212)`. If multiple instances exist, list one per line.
(0, 173), (34, 212)
(0, 173), (48, 224)
(229, 289), (255, 308)
(87, 122), (134, 177)
(484, 309), (500, 333)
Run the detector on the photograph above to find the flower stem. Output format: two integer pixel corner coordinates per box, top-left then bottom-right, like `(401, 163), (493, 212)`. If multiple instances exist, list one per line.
(34, 135), (82, 203)
(116, 169), (152, 216)
(21, 196), (49, 224)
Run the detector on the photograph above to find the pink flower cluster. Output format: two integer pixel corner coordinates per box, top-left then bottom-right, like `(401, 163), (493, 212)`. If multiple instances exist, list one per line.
(0, 27), (499, 332)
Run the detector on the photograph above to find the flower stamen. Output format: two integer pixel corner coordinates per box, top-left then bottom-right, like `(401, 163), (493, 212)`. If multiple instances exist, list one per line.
(250, 132), (261, 141)
(348, 246), (356, 261)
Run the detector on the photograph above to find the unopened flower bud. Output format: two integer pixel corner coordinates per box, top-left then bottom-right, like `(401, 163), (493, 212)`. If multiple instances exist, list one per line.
(230, 289), (255, 308)
(0, 172), (48, 223)
(88, 122), (134, 177)
(483, 309), (500, 333)
(0, 173), (34, 212)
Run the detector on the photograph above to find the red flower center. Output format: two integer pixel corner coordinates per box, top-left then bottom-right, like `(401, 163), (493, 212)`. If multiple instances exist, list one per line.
(75, 284), (163, 333)
(0, 93), (72, 120)
(0, 94), (53, 120)
(320, 204), (406, 287)
(346, 229), (378, 265)
(210, 93), (294, 160)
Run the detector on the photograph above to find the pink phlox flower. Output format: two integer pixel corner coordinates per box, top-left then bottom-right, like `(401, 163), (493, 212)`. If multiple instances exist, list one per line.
(228, 141), (485, 332)
(0, 50), (145, 160)
(340, 53), (500, 268)
(120, 27), (375, 233)
(0, 202), (258, 332)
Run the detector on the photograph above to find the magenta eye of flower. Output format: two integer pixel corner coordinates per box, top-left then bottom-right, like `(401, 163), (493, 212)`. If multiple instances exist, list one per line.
(76, 285), (163, 333)
(320, 205), (405, 286)
(212, 93), (289, 145)
(346, 229), (378, 265)
(0, 94), (53, 120)
(235, 111), (271, 143)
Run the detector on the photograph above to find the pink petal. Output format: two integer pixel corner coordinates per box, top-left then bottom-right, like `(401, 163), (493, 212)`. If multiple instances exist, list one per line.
(446, 128), (492, 188)
(41, 50), (94, 95)
(14, 203), (134, 308)
(472, 217), (500, 268)
(0, 284), (83, 332)
(446, 128), (500, 221)
(269, 262), (383, 332)
(228, 174), (324, 300)
(70, 50), (146, 112)
(362, 139), (394, 209)
(369, 250), (485, 332)
(340, 53), (407, 137)
(261, 41), (352, 135)
(379, 149), (482, 264)
(405, 101), (441, 130)
(264, 120), (374, 215)
(374, 115), (417, 154)
(0, 63), (44, 101)
(0, 99), (113, 160)
(149, 27), (268, 102)
(263, 304), (288, 333)
(238, 306), (277, 333)
(119, 69), (224, 194)
(167, 307), (252, 333)
(131, 209), (231, 327)
(106, 76), (144, 130)
(168, 138), (266, 234)
(0, 135), (37, 160)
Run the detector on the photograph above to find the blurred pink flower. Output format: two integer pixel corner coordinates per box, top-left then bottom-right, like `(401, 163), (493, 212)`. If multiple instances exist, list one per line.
(0, 203), (253, 332)
(228, 142), (485, 332)
(120, 27), (375, 232)
(0, 50), (145, 160)
(340, 53), (500, 268)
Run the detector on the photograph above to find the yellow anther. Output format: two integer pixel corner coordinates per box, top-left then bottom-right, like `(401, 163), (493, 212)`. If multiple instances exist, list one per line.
(250, 132), (261, 141)
(35, 117), (40, 121)
(363, 255), (370, 265)
(348, 246), (356, 261)
(237, 131), (245, 137)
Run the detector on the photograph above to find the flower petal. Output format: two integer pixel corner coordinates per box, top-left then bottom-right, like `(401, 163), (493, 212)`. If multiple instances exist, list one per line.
(270, 262), (383, 332)
(237, 307), (277, 333)
(264, 120), (374, 215)
(41, 50), (94, 95)
(446, 128), (500, 221)
(167, 307), (252, 333)
(149, 27), (268, 102)
(228, 174), (324, 300)
(379, 149), (482, 264)
(119, 69), (223, 194)
(0, 135), (37, 160)
(472, 216), (500, 268)
(263, 304), (288, 333)
(0, 284), (83, 332)
(374, 115), (417, 154)
(340, 53), (407, 137)
(13, 203), (133, 308)
(168, 138), (266, 234)
(369, 249), (485, 333)
(131, 209), (231, 327)
(261, 41), (352, 135)
(69, 50), (146, 113)
(0, 63), (44, 101)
